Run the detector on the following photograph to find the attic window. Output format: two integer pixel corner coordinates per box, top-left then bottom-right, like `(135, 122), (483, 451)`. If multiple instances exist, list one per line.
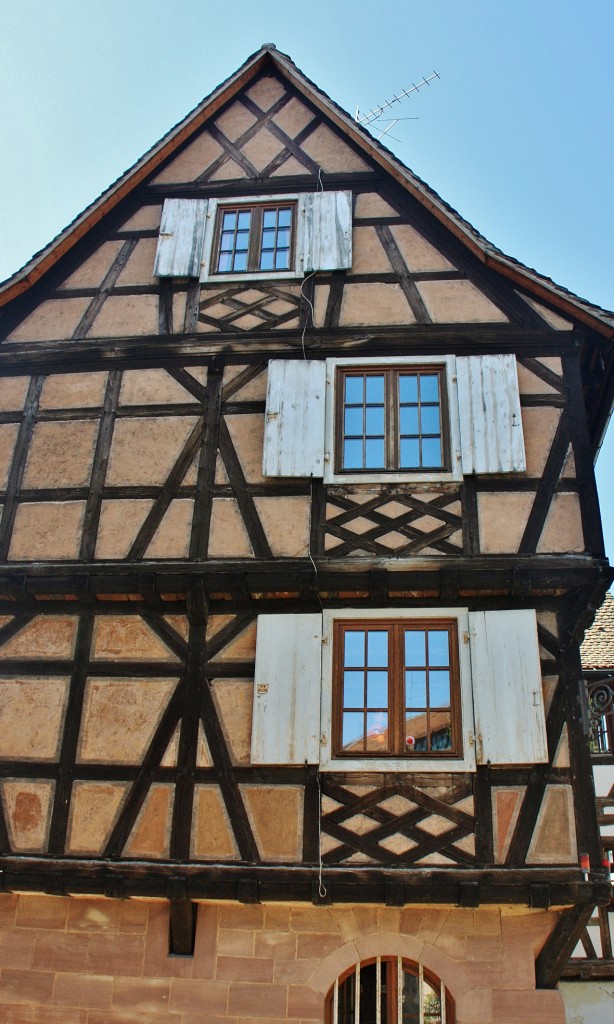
(214, 202), (296, 274)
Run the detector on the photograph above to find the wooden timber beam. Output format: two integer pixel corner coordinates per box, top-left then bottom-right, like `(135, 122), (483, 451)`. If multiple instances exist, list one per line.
(0, 858), (611, 909)
(535, 904), (595, 989)
(0, 326), (577, 377)
(168, 878), (197, 956)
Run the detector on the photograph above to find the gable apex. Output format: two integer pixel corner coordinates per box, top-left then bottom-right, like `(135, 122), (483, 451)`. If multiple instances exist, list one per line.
(0, 46), (612, 346)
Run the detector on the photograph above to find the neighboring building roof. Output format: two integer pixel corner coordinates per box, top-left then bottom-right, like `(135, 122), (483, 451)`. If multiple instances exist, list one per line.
(581, 592), (614, 670)
(1, 45), (613, 341)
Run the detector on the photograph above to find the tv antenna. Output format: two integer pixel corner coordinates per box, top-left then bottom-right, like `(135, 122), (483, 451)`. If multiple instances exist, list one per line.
(355, 71), (440, 142)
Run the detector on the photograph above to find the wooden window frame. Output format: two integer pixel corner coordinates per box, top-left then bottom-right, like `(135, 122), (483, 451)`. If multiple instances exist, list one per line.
(324, 356), (463, 486)
(334, 364), (450, 475)
(211, 200), (297, 276)
(332, 617), (462, 760)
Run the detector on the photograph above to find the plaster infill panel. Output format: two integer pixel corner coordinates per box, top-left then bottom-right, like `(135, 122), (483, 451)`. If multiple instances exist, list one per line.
(348, 226), (392, 275)
(255, 496), (310, 557)
(0, 424), (18, 489)
(0, 677), (69, 760)
(271, 95), (314, 138)
(191, 785), (239, 860)
(389, 223), (456, 273)
(0, 376), (31, 411)
(241, 785), (303, 862)
(106, 416), (198, 487)
(205, 617), (257, 662)
(144, 499), (194, 559)
(419, 280), (508, 323)
(211, 679), (253, 765)
(124, 784), (173, 859)
(115, 237), (159, 287)
(9, 501), (86, 560)
(91, 616), (181, 663)
(39, 372), (108, 409)
(537, 493), (585, 553)
(477, 492), (533, 554)
(151, 132), (224, 184)
(521, 407), (561, 477)
(77, 677), (179, 765)
(1, 779), (54, 853)
(58, 240), (124, 290)
(7, 297), (91, 343)
(23, 420), (98, 489)
(90, 293), (159, 338)
(119, 367), (205, 406)
(66, 781), (128, 855)
(0, 615), (77, 659)
(339, 282), (416, 327)
(300, 123), (370, 173)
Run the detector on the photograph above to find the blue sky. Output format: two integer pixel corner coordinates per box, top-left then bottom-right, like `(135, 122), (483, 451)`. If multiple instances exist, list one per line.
(1, 0), (612, 564)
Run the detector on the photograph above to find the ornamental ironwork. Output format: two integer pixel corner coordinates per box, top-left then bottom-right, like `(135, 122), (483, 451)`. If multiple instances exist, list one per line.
(587, 676), (614, 756)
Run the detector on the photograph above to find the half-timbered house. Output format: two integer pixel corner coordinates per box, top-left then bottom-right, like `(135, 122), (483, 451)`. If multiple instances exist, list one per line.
(0, 45), (612, 1024)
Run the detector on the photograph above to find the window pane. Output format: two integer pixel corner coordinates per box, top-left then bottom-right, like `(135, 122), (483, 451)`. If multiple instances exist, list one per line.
(429, 671), (450, 707)
(343, 438), (363, 468)
(406, 710), (428, 752)
(366, 375), (385, 403)
(344, 631), (365, 668)
(421, 437), (442, 466)
(222, 211), (237, 230)
(278, 207), (292, 227)
(421, 405), (441, 434)
(420, 374), (440, 402)
(237, 210), (251, 229)
(262, 209), (277, 228)
(365, 406), (385, 435)
(366, 712), (388, 750)
(261, 227), (276, 248)
(431, 710), (452, 750)
(399, 406), (419, 435)
(402, 969), (421, 1022)
(400, 438), (420, 467)
(406, 670), (426, 707)
(259, 250), (274, 271)
(220, 230), (236, 251)
(428, 630), (449, 665)
(342, 712), (364, 751)
(235, 230), (250, 252)
(405, 630), (426, 665)
(367, 671), (388, 707)
(275, 250), (290, 269)
(343, 671), (364, 707)
(345, 376), (363, 403)
(277, 227), (290, 246)
(399, 374), (418, 403)
(367, 631), (388, 666)
(344, 407), (364, 435)
(233, 251), (248, 272)
(217, 253), (233, 273)
(365, 438), (385, 467)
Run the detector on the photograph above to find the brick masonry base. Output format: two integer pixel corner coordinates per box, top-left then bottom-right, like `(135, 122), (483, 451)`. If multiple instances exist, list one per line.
(0, 894), (567, 1023)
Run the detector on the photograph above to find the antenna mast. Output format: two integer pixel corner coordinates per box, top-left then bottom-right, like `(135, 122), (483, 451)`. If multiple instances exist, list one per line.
(355, 71), (440, 141)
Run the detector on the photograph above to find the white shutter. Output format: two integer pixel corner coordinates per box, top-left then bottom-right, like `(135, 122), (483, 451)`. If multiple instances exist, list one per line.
(299, 191), (352, 272)
(469, 609), (547, 765)
(262, 360), (326, 477)
(154, 198), (208, 277)
(251, 614), (322, 765)
(456, 354), (526, 474)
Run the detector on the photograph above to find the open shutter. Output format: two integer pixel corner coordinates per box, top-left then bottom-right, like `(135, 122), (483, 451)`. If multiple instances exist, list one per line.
(262, 360), (326, 477)
(299, 191), (352, 272)
(154, 198), (208, 277)
(469, 609), (547, 765)
(456, 354), (526, 473)
(251, 614), (322, 765)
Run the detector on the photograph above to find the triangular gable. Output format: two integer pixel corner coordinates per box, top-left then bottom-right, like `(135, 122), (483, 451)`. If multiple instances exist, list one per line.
(0, 44), (613, 343)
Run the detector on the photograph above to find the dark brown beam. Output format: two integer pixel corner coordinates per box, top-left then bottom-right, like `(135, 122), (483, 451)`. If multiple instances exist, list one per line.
(535, 904), (595, 988)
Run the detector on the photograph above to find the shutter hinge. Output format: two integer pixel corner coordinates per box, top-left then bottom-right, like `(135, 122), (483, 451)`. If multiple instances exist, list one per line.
(266, 411), (279, 422)
(463, 631), (470, 645)
(257, 684), (268, 694)
(324, 452), (330, 463)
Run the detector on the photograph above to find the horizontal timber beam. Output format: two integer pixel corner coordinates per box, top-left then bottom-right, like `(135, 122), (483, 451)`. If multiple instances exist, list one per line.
(0, 326), (577, 375)
(0, 857), (611, 908)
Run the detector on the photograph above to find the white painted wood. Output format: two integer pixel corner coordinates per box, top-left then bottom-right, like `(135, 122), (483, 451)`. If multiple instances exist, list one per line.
(262, 360), (326, 477)
(469, 609), (547, 765)
(456, 354), (526, 474)
(154, 198), (208, 277)
(299, 191), (352, 272)
(251, 614), (322, 765)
